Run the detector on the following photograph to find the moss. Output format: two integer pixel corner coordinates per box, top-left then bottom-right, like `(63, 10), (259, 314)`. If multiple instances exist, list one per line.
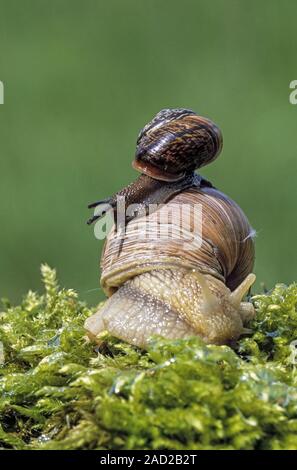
(0, 265), (297, 450)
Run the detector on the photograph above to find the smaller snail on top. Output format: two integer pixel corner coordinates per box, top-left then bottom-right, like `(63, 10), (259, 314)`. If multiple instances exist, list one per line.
(133, 108), (222, 181)
(85, 108), (256, 348)
(87, 109), (223, 226)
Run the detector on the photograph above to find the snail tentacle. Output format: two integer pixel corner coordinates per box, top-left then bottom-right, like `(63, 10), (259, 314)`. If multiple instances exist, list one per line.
(230, 273), (256, 308)
(87, 198), (112, 209)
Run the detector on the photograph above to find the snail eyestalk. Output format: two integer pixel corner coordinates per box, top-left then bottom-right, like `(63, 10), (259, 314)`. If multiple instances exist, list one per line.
(88, 198), (112, 209)
(230, 273), (257, 308)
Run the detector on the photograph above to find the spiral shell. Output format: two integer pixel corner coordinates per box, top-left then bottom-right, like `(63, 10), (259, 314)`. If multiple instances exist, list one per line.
(101, 186), (254, 295)
(132, 108), (223, 182)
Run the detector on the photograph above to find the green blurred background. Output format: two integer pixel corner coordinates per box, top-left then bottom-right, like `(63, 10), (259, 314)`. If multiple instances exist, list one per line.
(0, 0), (296, 305)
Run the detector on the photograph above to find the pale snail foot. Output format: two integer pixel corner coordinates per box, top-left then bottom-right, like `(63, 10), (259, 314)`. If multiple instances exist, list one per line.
(84, 269), (256, 348)
(84, 281), (196, 347)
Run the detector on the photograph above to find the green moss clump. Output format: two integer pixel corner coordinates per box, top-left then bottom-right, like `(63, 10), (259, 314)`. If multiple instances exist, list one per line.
(1, 266), (297, 450)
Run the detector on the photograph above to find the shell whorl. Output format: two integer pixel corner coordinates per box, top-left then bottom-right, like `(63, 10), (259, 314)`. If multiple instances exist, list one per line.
(132, 108), (223, 182)
(100, 186), (255, 296)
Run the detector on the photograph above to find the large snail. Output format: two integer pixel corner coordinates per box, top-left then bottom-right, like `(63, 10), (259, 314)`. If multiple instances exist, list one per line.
(85, 108), (256, 347)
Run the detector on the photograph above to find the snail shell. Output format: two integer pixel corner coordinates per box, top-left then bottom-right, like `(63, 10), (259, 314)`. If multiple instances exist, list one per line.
(132, 108), (223, 182)
(85, 185), (256, 347)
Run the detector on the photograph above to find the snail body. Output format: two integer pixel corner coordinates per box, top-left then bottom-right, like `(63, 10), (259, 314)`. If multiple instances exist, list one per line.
(86, 109), (256, 347)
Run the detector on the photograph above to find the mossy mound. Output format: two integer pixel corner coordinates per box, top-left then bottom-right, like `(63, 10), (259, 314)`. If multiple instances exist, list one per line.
(1, 265), (297, 450)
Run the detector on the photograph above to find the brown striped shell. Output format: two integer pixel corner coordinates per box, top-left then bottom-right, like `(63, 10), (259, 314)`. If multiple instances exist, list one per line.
(100, 186), (255, 296)
(132, 108), (223, 182)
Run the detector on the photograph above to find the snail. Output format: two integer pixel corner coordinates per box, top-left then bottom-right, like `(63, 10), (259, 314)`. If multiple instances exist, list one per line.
(85, 108), (256, 348)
